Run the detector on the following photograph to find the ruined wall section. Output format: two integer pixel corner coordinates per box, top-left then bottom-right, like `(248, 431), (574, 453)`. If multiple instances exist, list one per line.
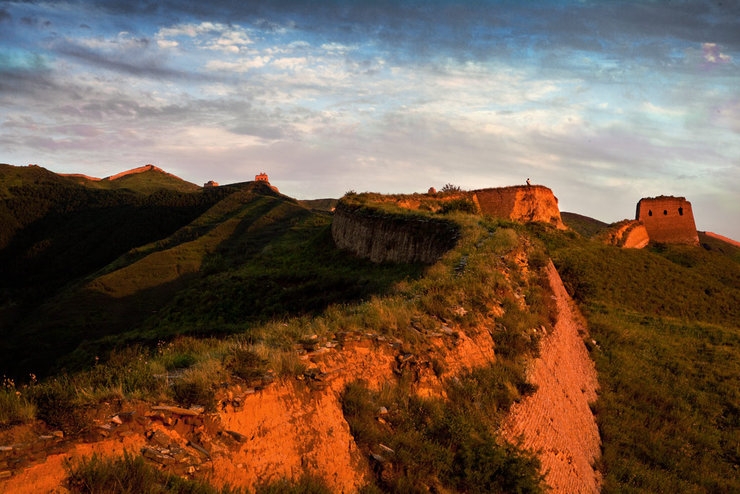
(601, 220), (650, 249)
(331, 202), (460, 263)
(636, 196), (698, 245)
(473, 185), (566, 229)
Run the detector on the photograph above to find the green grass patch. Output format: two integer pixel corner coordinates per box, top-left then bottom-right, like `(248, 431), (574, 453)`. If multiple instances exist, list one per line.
(341, 373), (543, 493)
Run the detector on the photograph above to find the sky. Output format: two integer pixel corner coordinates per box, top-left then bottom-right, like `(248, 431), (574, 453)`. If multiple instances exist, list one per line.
(1, 1), (739, 240)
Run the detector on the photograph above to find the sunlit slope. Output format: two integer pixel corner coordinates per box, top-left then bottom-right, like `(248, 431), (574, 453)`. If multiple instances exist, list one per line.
(74, 166), (201, 194)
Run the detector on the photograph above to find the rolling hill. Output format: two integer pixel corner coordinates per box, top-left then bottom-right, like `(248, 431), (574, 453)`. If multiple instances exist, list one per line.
(1, 165), (739, 493)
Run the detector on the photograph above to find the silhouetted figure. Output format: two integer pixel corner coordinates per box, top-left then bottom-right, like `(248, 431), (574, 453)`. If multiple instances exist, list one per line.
(526, 178), (531, 186)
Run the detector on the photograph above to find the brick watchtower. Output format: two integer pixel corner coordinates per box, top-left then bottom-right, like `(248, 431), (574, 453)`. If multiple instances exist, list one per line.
(635, 196), (699, 245)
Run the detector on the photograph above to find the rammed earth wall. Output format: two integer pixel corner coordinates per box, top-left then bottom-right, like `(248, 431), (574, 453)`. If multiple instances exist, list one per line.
(331, 202), (460, 263)
(472, 185), (566, 229)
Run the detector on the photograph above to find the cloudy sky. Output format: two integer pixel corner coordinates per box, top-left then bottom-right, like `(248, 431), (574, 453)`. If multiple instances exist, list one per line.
(1, 1), (738, 239)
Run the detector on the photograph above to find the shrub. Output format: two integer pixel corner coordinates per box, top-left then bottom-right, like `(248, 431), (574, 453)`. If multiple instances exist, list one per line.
(29, 376), (90, 434)
(170, 361), (224, 412)
(223, 347), (268, 383)
(440, 198), (477, 214)
(0, 377), (36, 427)
(254, 474), (332, 494)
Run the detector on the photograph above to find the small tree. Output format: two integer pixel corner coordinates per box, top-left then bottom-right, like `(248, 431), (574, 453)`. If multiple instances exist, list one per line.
(441, 183), (462, 193)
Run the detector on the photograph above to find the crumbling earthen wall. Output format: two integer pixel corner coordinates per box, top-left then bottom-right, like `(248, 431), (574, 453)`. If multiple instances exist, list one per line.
(472, 185), (566, 229)
(636, 196), (698, 245)
(331, 202), (460, 263)
(602, 220), (650, 249)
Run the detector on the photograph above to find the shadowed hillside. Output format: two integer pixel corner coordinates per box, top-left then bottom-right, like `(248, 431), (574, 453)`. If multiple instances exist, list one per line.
(1, 179), (424, 378)
(0, 165), (233, 336)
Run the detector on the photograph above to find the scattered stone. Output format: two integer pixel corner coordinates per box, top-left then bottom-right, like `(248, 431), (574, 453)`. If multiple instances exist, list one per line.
(370, 453), (388, 463)
(224, 430), (247, 443)
(52, 431), (64, 439)
(187, 441), (211, 459)
(149, 430), (173, 449)
(376, 406), (388, 416)
(142, 446), (176, 466)
(151, 405), (201, 417)
(378, 444), (395, 455)
(110, 415), (123, 425)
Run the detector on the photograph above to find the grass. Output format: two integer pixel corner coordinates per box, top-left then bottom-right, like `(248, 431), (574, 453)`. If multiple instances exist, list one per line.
(532, 224), (740, 493)
(65, 451), (242, 494)
(341, 372), (543, 493)
(587, 308), (740, 493)
(0, 377), (36, 427)
(4, 188), (560, 492)
(65, 451), (334, 493)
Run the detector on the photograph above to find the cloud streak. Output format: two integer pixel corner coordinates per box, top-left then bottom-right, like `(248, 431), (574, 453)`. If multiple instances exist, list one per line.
(0, 0), (738, 239)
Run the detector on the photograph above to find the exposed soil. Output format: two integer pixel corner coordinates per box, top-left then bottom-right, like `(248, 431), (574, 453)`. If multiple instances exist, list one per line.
(501, 261), (601, 493)
(0, 261), (600, 493)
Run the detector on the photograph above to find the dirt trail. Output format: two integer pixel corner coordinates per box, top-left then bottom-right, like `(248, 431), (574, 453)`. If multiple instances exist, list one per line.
(501, 261), (601, 493)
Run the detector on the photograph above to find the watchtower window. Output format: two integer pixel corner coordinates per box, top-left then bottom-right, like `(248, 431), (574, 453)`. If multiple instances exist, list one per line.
(663, 210), (668, 215)
(648, 210), (652, 216)
(678, 207), (683, 216)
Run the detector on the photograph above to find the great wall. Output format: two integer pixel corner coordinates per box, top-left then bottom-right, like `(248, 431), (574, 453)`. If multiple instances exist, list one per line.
(0, 171), (715, 492)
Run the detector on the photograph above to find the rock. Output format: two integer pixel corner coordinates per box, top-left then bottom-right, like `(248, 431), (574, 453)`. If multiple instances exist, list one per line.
(142, 446), (175, 466)
(110, 415), (123, 425)
(378, 444), (395, 455)
(187, 441), (211, 459)
(149, 430), (172, 449)
(224, 430), (247, 443)
(151, 405), (201, 417)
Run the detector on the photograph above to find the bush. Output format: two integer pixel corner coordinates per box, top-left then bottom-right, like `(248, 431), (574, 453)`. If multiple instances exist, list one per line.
(223, 347), (268, 383)
(0, 378), (36, 427)
(29, 376), (90, 434)
(170, 361), (224, 412)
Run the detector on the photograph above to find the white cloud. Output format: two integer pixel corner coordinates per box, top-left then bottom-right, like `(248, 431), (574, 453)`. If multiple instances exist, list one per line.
(702, 43), (732, 64)
(206, 56), (271, 73)
(155, 22), (253, 53)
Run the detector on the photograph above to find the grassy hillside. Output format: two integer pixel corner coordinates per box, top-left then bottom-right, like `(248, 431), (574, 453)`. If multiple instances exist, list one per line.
(1, 184), (425, 378)
(1, 193), (554, 492)
(532, 225), (740, 493)
(77, 168), (201, 194)
(0, 165), (232, 339)
(560, 211), (609, 238)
